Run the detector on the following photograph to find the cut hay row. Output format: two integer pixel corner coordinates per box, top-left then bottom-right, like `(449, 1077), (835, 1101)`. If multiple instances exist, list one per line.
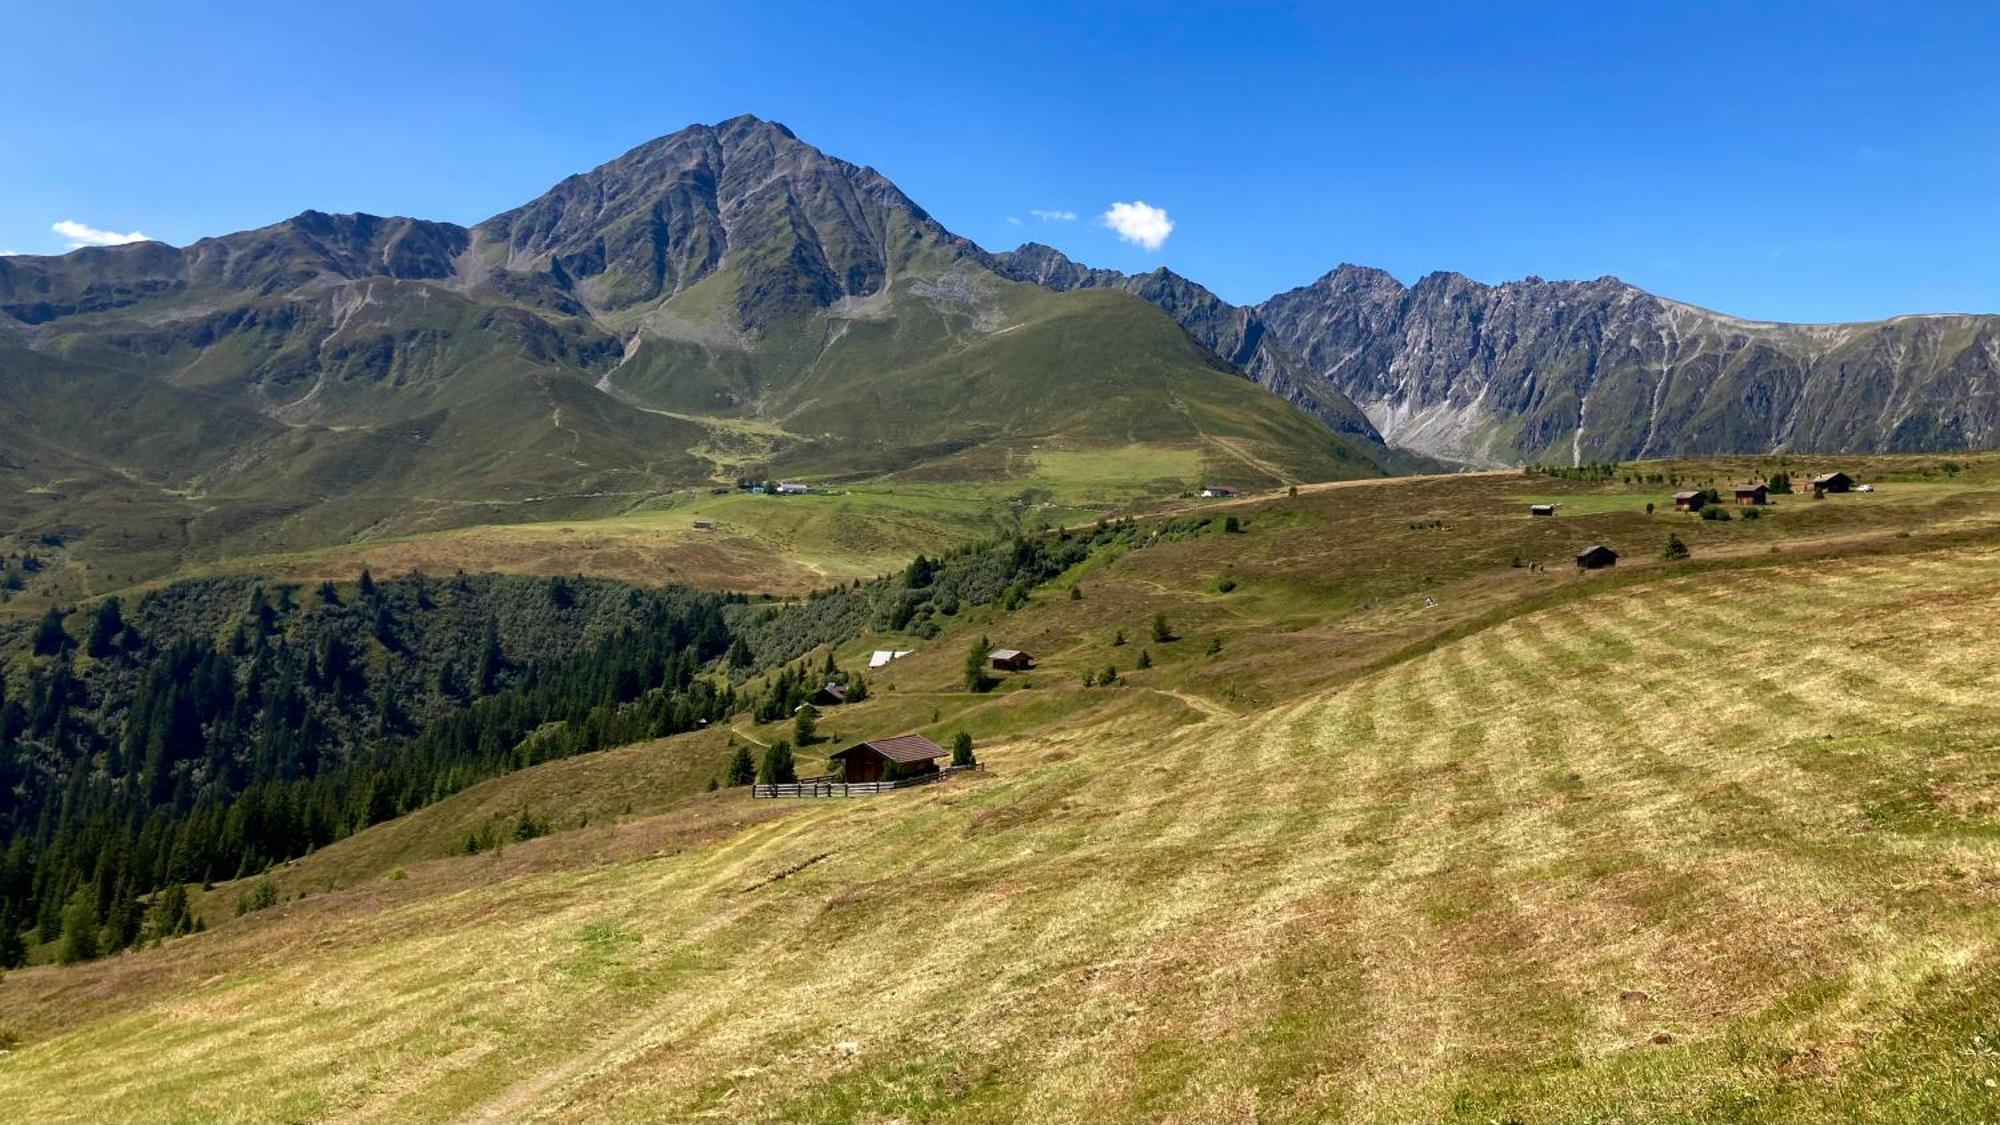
(4, 548), (2000, 1120)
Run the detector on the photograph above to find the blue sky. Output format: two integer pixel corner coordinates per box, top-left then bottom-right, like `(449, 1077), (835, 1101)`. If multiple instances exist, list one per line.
(2, 0), (1994, 321)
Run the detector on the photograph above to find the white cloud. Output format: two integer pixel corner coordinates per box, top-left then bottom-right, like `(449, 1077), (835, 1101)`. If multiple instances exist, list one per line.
(1029, 208), (1077, 222)
(1100, 200), (1172, 250)
(52, 219), (151, 248)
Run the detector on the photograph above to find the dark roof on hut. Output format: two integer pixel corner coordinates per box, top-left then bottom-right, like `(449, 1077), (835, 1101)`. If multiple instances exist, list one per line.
(831, 733), (946, 764)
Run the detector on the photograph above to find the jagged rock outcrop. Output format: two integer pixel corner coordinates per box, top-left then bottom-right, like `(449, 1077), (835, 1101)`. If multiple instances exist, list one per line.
(1256, 267), (2000, 465)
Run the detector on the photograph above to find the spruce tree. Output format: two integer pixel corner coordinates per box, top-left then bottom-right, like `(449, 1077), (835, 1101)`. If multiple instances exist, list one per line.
(759, 740), (797, 785)
(964, 635), (994, 694)
(31, 607), (72, 656)
(726, 745), (756, 786)
(86, 597), (124, 658)
(57, 892), (100, 965)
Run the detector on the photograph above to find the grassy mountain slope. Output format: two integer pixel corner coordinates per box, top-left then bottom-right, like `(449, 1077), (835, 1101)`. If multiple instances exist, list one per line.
(0, 119), (1397, 602)
(5, 457), (2000, 1120)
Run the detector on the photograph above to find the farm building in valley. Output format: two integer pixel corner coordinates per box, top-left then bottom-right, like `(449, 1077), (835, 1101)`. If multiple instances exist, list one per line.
(1733, 483), (1769, 505)
(1673, 491), (1705, 512)
(1576, 545), (1619, 570)
(989, 648), (1035, 672)
(828, 734), (945, 784)
(1811, 472), (1853, 493)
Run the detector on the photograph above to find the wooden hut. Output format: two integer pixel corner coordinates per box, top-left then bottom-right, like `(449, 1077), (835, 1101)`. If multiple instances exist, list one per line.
(828, 734), (945, 784)
(1733, 483), (1769, 506)
(989, 648), (1035, 672)
(1575, 545), (1619, 570)
(1810, 471), (1853, 493)
(1672, 491), (1705, 512)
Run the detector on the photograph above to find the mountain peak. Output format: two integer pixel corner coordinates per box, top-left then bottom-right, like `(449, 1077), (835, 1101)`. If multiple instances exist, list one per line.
(473, 114), (970, 324)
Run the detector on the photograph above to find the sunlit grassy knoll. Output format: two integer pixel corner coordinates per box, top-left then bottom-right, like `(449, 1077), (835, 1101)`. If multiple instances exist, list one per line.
(6, 535), (2000, 1120)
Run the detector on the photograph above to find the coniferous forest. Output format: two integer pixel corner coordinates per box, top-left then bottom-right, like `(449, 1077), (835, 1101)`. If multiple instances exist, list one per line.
(0, 518), (1165, 966)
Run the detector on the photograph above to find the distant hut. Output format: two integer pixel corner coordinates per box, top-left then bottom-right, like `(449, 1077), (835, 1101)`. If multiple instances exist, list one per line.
(1200, 485), (1240, 498)
(988, 648), (1035, 672)
(1575, 545), (1619, 570)
(1810, 471), (1853, 493)
(810, 682), (849, 707)
(1733, 483), (1769, 506)
(828, 734), (945, 784)
(1529, 504), (1556, 517)
(1672, 491), (1705, 512)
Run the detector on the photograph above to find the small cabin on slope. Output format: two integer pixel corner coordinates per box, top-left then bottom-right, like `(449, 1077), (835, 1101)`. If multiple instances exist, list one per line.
(1575, 545), (1619, 570)
(1733, 483), (1769, 506)
(989, 648), (1035, 672)
(829, 734), (945, 784)
(1811, 471), (1853, 493)
(1673, 491), (1705, 512)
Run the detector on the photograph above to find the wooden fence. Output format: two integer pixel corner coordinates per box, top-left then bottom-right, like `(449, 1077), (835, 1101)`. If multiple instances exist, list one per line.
(752, 763), (981, 799)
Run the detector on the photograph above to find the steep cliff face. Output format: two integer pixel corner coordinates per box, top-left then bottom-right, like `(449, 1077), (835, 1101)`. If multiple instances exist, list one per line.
(1256, 268), (2000, 466)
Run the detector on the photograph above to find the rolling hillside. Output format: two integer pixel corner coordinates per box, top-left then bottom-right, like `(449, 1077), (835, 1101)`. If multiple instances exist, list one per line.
(3, 458), (1999, 1120)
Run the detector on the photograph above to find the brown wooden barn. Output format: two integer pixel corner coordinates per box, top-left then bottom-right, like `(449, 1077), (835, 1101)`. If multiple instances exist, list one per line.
(1811, 471), (1853, 493)
(1575, 545), (1619, 570)
(1673, 491), (1705, 512)
(828, 734), (945, 784)
(1733, 483), (1768, 505)
(989, 648), (1035, 672)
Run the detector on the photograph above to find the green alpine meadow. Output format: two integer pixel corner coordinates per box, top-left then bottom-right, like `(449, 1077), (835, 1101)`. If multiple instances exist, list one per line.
(3, 5), (1998, 1118)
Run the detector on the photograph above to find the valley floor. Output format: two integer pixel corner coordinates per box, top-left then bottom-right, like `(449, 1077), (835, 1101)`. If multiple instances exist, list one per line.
(6, 512), (2000, 1119)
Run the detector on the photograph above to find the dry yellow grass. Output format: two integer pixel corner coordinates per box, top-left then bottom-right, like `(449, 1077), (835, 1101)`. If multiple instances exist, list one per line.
(4, 535), (1999, 1121)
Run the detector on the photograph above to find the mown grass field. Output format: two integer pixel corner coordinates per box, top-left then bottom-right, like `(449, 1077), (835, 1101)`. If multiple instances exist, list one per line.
(3, 457), (2000, 1121)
